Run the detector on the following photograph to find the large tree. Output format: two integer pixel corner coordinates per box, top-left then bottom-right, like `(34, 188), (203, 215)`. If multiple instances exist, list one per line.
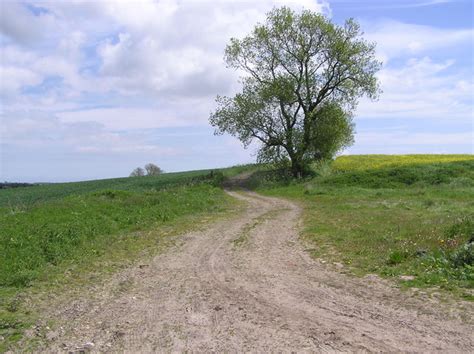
(210, 7), (381, 177)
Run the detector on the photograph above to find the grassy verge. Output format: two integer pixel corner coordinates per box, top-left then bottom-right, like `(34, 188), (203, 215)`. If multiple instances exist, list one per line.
(256, 155), (474, 299)
(0, 171), (236, 351)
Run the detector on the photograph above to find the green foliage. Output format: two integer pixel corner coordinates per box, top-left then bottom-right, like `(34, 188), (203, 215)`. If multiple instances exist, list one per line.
(450, 243), (474, 268)
(144, 163), (163, 176)
(258, 154), (474, 298)
(210, 7), (381, 176)
(130, 167), (145, 177)
(388, 250), (409, 265)
(444, 215), (474, 241)
(444, 217), (474, 268)
(309, 103), (355, 160)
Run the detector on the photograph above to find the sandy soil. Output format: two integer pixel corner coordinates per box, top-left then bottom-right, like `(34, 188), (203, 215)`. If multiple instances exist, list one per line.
(40, 191), (473, 352)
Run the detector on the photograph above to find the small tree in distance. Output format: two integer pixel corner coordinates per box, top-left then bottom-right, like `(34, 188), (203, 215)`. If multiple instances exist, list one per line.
(144, 163), (163, 176)
(130, 167), (145, 177)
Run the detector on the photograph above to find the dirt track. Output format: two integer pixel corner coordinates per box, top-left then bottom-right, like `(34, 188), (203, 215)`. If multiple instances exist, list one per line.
(43, 191), (473, 352)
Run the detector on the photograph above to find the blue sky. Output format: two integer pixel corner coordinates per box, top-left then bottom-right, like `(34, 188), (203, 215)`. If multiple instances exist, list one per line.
(0, 0), (473, 182)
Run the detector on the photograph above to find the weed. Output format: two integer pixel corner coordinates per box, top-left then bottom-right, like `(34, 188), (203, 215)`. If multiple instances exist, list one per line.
(388, 250), (409, 265)
(450, 243), (474, 268)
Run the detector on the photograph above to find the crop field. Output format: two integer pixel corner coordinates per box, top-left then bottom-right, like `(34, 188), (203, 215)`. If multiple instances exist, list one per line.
(332, 154), (474, 172)
(0, 169), (225, 208)
(0, 169), (234, 350)
(258, 155), (474, 299)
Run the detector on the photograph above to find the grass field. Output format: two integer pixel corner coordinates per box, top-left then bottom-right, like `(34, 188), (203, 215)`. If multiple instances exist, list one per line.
(0, 169), (224, 208)
(0, 169), (234, 351)
(257, 155), (474, 299)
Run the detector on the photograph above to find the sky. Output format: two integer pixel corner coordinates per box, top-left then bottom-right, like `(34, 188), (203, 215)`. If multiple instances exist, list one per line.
(0, 0), (473, 182)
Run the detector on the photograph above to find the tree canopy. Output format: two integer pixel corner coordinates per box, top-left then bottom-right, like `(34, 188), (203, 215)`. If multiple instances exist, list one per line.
(144, 163), (163, 176)
(130, 164), (163, 177)
(130, 167), (145, 177)
(210, 7), (381, 176)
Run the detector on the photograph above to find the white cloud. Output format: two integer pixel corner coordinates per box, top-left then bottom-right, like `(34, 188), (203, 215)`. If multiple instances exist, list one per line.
(0, 65), (42, 96)
(357, 57), (473, 121)
(91, 0), (330, 98)
(0, 1), (56, 44)
(364, 20), (473, 63)
(1, 109), (181, 156)
(58, 107), (205, 130)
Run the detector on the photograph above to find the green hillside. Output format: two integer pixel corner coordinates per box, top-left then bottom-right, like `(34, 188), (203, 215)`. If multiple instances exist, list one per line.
(258, 154), (474, 298)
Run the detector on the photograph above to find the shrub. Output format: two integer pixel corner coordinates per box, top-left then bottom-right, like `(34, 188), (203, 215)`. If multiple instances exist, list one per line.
(450, 243), (474, 268)
(387, 250), (408, 265)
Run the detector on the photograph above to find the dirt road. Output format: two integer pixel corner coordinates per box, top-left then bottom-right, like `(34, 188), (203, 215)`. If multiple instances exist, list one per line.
(43, 191), (473, 352)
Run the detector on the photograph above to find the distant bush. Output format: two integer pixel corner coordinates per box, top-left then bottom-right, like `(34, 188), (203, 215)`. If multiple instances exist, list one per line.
(130, 167), (145, 177)
(190, 170), (225, 187)
(144, 163), (163, 176)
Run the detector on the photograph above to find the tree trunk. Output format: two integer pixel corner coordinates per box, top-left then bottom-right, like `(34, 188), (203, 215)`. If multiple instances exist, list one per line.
(290, 158), (304, 179)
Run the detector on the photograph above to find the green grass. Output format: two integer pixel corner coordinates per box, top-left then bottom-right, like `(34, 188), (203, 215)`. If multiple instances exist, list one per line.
(257, 154), (474, 299)
(0, 169), (235, 351)
(0, 169), (223, 208)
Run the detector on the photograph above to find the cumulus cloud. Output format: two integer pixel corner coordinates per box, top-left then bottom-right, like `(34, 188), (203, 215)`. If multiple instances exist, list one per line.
(0, 1), (56, 44)
(1, 109), (180, 156)
(357, 57), (473, 121)
(0, 66), (42, 96)
(58, 107), (204, 130)
(91, 0), (329, 98)
(364, 20), (473, 63)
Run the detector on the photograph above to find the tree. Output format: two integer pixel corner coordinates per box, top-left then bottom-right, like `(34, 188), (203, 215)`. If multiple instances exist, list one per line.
(309, 102), (355, 160)
(130, 167), (145, 177)
(144, 163), (163, 176)
(210, 7), (381, 177)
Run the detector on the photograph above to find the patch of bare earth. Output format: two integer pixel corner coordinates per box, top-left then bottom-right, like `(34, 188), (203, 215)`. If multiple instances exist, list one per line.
(38, 191), (473, 352)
